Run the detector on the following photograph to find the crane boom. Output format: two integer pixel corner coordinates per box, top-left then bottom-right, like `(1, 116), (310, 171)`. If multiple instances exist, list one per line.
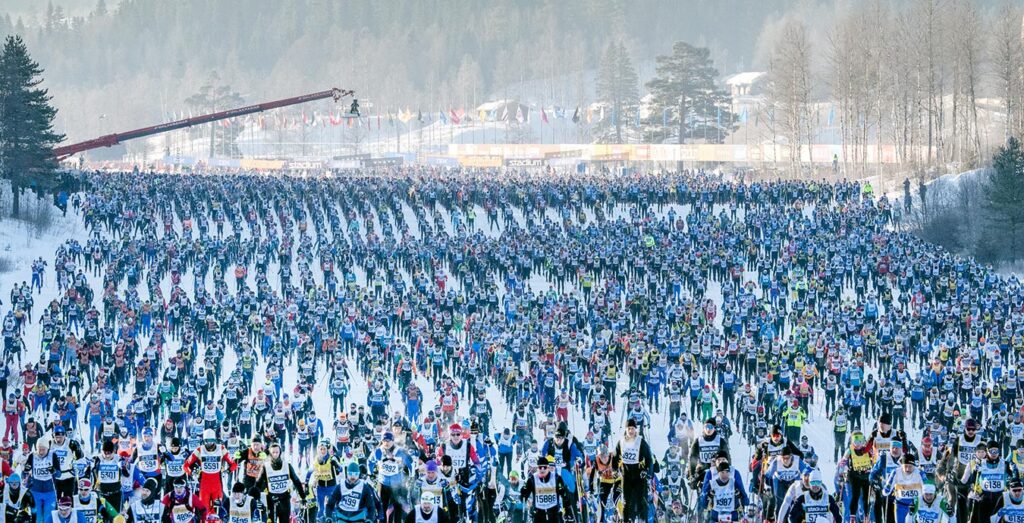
(53, 87), (354, 160)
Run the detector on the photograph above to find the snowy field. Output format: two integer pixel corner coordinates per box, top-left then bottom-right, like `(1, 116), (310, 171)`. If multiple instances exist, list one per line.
(0, 190), (928, 497)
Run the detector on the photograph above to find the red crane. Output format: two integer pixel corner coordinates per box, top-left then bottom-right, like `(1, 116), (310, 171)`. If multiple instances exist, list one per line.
(53, 87), (356, 160)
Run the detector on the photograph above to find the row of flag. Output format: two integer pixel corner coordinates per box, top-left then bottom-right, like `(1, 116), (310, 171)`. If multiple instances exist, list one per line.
(164, 104), (743, 130)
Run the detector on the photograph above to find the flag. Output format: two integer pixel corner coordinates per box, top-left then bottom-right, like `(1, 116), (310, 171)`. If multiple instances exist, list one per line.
(389, 111), (395, 126)
(555, 107), (565, 119)
(572, 107), (580, 123)
(634, 109), (640, 127)
(541, 107), (549, 124)
(610, 107), (616, 125)
(716, 106), (722, 126)
(740, 107), (748, 124)
(600, 106), (605, 122)
(439, 110), (448, 125)
(586, 107), (593, 123)
(377, 113), (382, 129)
(479, 109), (487, 121)
(399, 109), (412, 124)
(417, 110), (424, 123)
(330, 111), (342, 126)
(515, 105), (524, 124)
(662, 108), (669, 126)
(449, 109), (461, 125)
(828, 106), (835, 126)
(259, 115), (266, 130)
(500, 105), (509, 122)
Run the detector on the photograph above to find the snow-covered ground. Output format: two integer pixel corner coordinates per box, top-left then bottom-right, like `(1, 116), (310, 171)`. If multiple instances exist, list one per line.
(0, 189), (923, 501)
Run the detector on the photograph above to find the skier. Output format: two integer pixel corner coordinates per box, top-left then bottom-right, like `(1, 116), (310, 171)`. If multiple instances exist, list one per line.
(223, 483), (260, 523)
(613, 419), (654, 523)
(251, 443), (306, 523)
(122, 478), (163, 523)
(161, 477), (209, 523)
(698, 459), (749, 523)
(183, 429), (237, 511)
(519, 457), (567, 523)
(325, 462), (378, 523)
(403, 493), (449, 523)
(785, 470), (841, 523)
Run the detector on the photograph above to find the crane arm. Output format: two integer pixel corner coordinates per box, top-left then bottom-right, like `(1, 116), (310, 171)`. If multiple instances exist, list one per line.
(53, 87), (354, 160)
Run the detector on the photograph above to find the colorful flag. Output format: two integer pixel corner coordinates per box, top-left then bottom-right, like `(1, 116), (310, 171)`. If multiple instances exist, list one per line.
(600, 106), (605, 122)
(586, 107), (593, 123)
(417, 110), (423, 123)
(449, 109), (461, 125)
(479, 109), (487, 121)
(716, 106), (721, 126)
(662, 108), (669, 126)
(500, 106), (509, 122)
(439, 110), (448, 125)
(541, 108), (549, 124)
(634, 109), (640, 127)
(572, 107), (580, 123)
(740, 107), (748, 123)
(555, 107), (565, 119)
(515, 105), (524, 124)
(828, 106), (835, 126)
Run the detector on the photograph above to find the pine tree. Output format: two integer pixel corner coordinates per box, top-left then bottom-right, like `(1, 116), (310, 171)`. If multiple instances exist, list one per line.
(596, 41), (639, 143)
(0, 35), (65, 218)
(646, 41), (733, 145)
(984, 137), (1024, 260)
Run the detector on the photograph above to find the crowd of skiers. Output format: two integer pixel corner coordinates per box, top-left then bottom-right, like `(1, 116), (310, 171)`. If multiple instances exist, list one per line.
(1, 167), (1023, 523)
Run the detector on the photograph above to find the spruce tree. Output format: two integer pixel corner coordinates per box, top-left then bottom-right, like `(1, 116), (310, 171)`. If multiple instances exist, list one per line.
(984, 137), (1024, 260)
(597, 41), (639, 143)
(0, 35), (64, 218)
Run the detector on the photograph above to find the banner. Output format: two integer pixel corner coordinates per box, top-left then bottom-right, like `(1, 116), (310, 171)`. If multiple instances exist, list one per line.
(361, 157), (404, 167)
(544, 149), (583, 160)
(286, 160), (324, 170)
(504, 158), (544, 167)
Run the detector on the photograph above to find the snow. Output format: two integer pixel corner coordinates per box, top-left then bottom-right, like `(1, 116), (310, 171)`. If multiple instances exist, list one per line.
(0, 186), (915, 506)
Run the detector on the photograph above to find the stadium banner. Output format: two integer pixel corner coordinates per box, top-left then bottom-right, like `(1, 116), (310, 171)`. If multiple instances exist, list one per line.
(361, 156), (403, 167)
(285, 160), (324, 170)
(504, 157), (545, 167)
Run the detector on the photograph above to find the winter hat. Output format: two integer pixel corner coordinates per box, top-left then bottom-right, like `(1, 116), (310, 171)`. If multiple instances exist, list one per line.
(346, 462), (361, 477)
